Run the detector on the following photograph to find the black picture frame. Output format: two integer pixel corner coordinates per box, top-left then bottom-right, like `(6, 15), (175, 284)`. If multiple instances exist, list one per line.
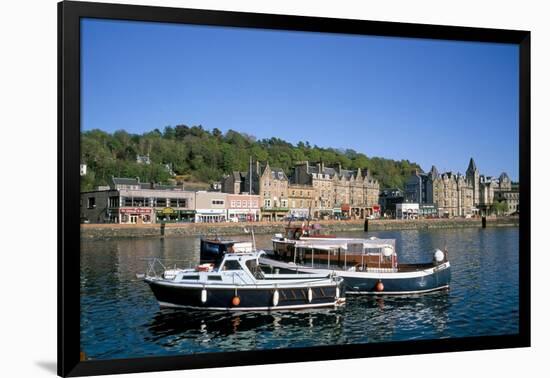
(58, 1), (531, 376)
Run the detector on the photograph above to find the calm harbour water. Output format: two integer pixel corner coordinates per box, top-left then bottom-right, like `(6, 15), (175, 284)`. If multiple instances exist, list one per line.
(80, 227), (519, 360)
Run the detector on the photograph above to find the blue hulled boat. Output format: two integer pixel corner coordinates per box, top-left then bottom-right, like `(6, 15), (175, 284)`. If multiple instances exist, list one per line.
(264, 236), (450, 295)
(142, 250), (345, 311)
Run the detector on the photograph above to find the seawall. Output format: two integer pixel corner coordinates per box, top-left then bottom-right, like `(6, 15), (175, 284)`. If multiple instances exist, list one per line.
(81, 217), (519, 240)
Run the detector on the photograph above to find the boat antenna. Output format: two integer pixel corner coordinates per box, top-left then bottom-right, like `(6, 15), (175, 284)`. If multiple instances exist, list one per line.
(244, 227), (257, 251)
(249, 155), (253, 222)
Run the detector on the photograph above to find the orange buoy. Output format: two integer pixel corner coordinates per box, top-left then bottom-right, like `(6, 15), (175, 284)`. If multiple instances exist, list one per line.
(375, 280), (384, 292)
(232, 296), (241, 306)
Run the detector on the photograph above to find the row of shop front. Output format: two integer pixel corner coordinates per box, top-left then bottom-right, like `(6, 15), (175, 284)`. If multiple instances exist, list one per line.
(263, 204), (382, 222)
(113, 205), (381, 224)
(111, 207), (260, 224)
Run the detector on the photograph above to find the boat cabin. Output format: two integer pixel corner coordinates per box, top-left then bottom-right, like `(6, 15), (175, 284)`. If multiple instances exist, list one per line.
(280, 223), (336, 240)
(200, 238), (253, 264)
(278, 238), (399, 273)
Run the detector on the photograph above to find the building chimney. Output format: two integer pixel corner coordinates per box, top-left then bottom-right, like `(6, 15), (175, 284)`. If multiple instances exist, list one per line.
(320, 161), (325, 172)
(337, 163), (342, 174)
(256, 160), (260, 175)
(317, 162), (321, 173)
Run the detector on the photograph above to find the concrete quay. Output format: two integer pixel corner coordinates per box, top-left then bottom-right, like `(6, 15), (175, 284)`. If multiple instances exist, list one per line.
(81, 216), (519, 239)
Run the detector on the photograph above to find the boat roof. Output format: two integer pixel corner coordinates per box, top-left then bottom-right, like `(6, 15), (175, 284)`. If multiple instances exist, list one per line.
(221, 250), (265, 261)
(293, 238), (395, 251)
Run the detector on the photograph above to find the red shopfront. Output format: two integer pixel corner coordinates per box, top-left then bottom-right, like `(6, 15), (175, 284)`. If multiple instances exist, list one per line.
(119, 207), (153, 224)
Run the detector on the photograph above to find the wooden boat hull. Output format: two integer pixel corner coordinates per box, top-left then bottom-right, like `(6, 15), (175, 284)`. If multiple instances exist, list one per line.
(145, 279), (345, 311)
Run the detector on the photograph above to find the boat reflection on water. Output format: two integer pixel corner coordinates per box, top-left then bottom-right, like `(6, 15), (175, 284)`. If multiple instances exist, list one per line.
(145, 307), (345, 348)
(145, 290), (450, 350)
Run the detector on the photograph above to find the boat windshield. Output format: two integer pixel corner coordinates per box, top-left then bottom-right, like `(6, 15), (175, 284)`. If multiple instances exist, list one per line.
(220, 260), (243, 271)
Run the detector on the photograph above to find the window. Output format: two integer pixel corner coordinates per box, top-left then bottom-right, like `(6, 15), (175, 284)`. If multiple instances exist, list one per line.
(221, 260), (242, 271)
(281, 199), (288, 208)
(108, 196), (119, 208)
(236, 200), (241, 208)
(231, 200), (236, 207)
(245, 259), (259, 272)
(181, 275), (199, 280)
(87, 197), (95, 209)
(212, 200), (224, 205)
(264, 199), (271, 207)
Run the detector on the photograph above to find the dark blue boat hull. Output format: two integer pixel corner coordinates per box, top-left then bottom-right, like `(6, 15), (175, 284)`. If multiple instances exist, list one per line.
(146, 280), (344, 310)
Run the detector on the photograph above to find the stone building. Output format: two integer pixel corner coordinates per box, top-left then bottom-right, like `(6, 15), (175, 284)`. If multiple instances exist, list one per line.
(293, 161), (380, 219)
(288, 184), (316, 219)
(433, 171), (474, 217)
(244, 161), (289, 221)
(493, 173), (519, 215)
(405, 158), (514, 217)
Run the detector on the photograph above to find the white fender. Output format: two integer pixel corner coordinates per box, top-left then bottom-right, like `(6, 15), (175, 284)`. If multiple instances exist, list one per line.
(307, 288), (313, 303)
(201, 289), (207, 303)
(434, 249), (445, 263)
(273, 290), (279, 306)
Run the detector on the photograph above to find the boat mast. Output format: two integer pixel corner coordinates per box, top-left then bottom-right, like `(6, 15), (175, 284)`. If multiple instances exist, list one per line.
(249, 156), (252, 222)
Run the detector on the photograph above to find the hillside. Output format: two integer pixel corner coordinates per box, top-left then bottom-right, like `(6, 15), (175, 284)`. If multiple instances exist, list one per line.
(81, 125), (421, 192)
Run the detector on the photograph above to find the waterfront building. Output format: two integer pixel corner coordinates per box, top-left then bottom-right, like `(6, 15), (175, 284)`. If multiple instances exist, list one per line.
(293, 161), (335, 218)
(293, 161), (380, 219)
(405, 158), (512, 217)
(257, 162), (289, 221)
(80, 177), (196, 224)
(434, 171), (474, 217)
(221, 161), (290, 221)
(405, 168), (435, 204)
(288, 184), (316, 219)
(194, 191), (227, 223)
(494, 180), (520, 215)
(396, 203), (419, 219)
(226, 193), (261, 222)
(379, 188), (405, 218)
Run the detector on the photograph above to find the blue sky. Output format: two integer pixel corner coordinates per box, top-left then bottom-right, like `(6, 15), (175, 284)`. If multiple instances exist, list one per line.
(81, 18), (519, 180)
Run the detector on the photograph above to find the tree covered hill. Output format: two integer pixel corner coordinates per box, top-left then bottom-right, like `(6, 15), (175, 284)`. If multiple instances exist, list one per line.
(81, 125), (421, 192)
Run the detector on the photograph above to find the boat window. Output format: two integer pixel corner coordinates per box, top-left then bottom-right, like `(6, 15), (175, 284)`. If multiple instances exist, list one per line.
(181, 275), (199, 279)
(207, 275), (223, 281)
(245, 259), (258, 271)
(221, 260), (243, 271)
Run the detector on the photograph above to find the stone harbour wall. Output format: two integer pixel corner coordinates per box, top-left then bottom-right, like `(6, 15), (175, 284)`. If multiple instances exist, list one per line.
(81, 217), (519, 240)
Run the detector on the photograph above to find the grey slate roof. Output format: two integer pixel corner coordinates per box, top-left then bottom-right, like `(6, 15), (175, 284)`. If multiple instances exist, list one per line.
(112, 177), (140, 186)
(499, 172), (510, 181)
(467, 157), (477, 172)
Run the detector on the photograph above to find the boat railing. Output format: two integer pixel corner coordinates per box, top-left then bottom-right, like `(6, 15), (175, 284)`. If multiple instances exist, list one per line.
(140, 257), (189, 278)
